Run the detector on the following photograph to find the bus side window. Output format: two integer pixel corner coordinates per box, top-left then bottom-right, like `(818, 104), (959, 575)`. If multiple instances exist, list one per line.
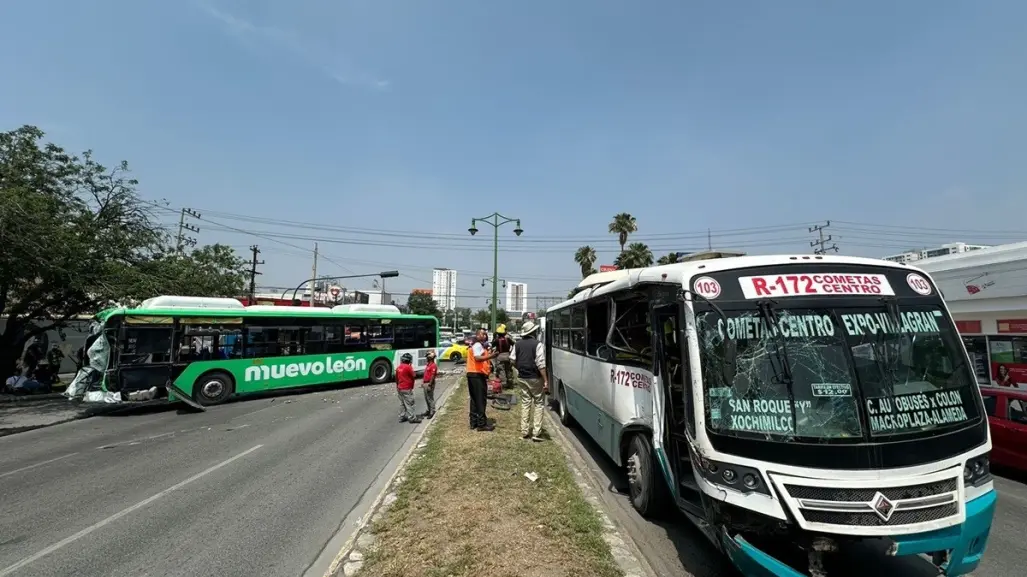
(276, 327), (302, 356)
(610, 296), (650, 366)
(304, 324), (326, 354)
(343, 322), (368, 350)
(569, 306), (586, 353)
(121, 327), (173, 364)
(557, 308), (571, 349)
(367, 322), (394, 347)
(323, 324), (344, 353)
(585, 300), (609, 358)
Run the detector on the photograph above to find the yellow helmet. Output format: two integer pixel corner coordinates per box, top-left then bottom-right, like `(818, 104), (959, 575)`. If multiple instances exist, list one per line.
(496, 324), (507, 334)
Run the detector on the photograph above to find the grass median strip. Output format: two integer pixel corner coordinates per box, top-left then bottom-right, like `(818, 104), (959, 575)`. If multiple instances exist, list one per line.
(358, 382), (623, 577)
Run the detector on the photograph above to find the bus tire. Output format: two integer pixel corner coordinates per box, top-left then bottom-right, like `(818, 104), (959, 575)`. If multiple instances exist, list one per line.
(627, 434), (670, 518)
(193, 371), (235, 406)
(449, 351), (462, 362)
(557, 383), (575, 427)
(369, 358), (392, 384)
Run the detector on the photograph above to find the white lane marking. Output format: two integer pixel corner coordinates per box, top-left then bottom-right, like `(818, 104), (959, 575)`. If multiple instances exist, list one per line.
(0, 453), (79, 480)
(0, 444), (263, 577)
(97, 432), (176, 450)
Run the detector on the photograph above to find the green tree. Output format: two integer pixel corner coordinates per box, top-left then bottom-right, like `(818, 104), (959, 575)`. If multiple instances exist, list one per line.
(453, 306), (472, 327)
(608, 212), (638, 254)
(614, 242), (654, 269)
(574, 245), (598, 278)
(0, 125), (245, 376)
(656, 252), (681, 265)
(406, 292), (440, 316)
(472, 308), (508, 328)
(128, 244), (247, 299)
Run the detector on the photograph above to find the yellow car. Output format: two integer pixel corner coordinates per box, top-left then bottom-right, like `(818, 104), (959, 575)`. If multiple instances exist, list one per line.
(439, 340), (470, 362)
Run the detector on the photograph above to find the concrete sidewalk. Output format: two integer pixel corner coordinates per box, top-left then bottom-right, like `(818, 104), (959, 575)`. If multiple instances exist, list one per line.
(0, 397), (90, 436)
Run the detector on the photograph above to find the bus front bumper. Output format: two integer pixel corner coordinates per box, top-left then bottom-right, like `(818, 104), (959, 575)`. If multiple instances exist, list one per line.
(721, 489), (997, 577)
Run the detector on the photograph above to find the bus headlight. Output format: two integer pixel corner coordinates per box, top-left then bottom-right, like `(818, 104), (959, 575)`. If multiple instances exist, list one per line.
(696, 457), (769, 496)
(963, 454), (991, 487)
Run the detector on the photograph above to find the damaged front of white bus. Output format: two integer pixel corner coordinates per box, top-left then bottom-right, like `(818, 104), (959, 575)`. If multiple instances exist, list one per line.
(682, 257), (995, 577)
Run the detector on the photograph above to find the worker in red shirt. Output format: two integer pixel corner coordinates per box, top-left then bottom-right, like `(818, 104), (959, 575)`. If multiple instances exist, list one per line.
(396, 353), (421, 423)
(420, 350), (438, 419)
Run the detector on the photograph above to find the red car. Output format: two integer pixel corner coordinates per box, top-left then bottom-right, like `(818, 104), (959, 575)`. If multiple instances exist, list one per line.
(979, 387), (1027, 472)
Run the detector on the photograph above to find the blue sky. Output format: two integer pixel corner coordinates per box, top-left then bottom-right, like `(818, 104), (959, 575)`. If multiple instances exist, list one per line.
(2, 0), (1025, 310)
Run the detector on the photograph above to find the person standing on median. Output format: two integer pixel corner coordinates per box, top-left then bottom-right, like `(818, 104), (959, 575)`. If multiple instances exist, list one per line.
(491, 324), (514, 389)
(396, 353), (422, 424)
(420, 350), (438, 420)
(511, 320), (548, 441)
(467, 328), (497, 431)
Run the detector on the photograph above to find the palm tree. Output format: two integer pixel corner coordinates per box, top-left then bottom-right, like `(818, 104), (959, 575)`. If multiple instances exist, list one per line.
(656, 252), (681, 266)
(574, 245), (598, 278)
(608, 213), (637, 254)
(614, 242), (654, 269)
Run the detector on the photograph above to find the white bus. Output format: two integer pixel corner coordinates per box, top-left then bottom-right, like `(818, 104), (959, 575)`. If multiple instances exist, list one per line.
(545, 255), (995, 577)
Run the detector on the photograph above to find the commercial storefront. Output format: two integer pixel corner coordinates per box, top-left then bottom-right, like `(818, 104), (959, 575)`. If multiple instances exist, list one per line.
(916, 241), (1027, 389)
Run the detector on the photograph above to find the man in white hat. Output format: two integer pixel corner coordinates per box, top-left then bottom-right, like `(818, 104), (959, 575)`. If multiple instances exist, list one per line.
(510, 319), (549, 441)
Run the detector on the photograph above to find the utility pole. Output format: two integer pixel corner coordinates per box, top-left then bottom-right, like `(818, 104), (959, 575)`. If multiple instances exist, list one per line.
(248, 245), (264, 304)
(176, 208), (201, 253)
(707, 228), (712, 251)
(310, 242), (319, 307)
(809, 220), (839, 255)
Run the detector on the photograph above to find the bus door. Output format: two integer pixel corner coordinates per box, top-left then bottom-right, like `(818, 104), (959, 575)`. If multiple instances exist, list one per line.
(114, 317), (175, 398)
(651, 304), (699, 500)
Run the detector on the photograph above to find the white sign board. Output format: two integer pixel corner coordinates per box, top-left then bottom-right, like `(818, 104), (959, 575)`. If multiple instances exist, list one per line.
(738, 273), (895, 299)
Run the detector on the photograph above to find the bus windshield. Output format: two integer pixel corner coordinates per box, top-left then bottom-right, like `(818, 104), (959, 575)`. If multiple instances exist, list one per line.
(695, 303), (980, 442)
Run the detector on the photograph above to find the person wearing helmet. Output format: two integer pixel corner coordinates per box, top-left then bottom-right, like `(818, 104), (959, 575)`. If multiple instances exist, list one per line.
(491, 323), (514, 390)
(395, 352), (421, 424)
(420, 350), (438, 419)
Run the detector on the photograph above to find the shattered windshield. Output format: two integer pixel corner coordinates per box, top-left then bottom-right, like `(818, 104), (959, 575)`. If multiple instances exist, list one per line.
(696, 304), (979, 441)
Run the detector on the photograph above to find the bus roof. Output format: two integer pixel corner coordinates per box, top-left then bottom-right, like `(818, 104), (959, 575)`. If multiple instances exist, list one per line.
(551, 253), (927, 312)
(96, 304), (437, 322)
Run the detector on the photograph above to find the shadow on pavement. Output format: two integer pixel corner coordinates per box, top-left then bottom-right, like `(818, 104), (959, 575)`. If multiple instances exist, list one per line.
(557, 415), (946, 577)
(558, 418), (739, 577)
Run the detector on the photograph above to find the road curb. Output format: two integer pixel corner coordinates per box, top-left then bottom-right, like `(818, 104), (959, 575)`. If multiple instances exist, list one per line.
(320, 373), (462, 577)
(0, 415), (84, 438)
(544, 410), (660, 577)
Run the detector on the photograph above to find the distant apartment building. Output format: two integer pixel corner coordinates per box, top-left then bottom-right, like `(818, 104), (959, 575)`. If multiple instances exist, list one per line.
(432, 268), (458, 311)
(882, 242), (991, 264)
(506, 282), (528, 314)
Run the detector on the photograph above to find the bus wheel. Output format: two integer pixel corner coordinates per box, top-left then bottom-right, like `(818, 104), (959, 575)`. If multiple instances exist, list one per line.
(449, 351), (462, 362)
(557, 384), (574, 426)
(369, 359), (392, 384)
(627, 434), (670, 518)
(194, 371), (235, 406)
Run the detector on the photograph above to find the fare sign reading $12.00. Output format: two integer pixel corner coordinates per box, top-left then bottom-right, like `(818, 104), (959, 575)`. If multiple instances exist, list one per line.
(738, 273), (896, 299)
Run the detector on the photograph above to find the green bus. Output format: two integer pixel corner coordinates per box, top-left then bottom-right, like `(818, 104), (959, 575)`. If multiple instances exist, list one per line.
(72, 296), (439, 409)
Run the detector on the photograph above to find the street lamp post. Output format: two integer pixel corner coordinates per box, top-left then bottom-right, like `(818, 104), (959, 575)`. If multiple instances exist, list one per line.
(283, 271), (400, 305)
(469, 213), (522, 331)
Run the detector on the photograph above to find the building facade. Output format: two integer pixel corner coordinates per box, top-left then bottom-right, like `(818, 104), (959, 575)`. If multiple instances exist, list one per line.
(915, 242), (1027, 389)
(506, 282), (528, 314)
(431, 268), (457, 311)
(883, 242), (991, 264)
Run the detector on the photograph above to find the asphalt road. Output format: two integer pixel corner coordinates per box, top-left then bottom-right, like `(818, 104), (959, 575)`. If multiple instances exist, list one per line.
(557, 418), (1027, 577)
(0, 376), (456, 577)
